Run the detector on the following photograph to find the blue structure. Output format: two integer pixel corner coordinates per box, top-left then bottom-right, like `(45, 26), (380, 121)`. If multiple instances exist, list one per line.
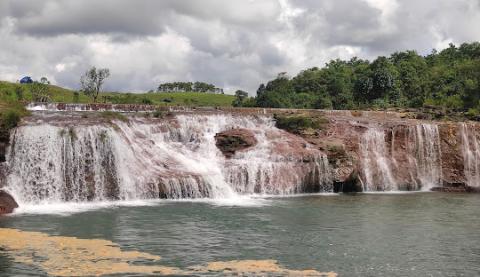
(19, 76), (33, 84)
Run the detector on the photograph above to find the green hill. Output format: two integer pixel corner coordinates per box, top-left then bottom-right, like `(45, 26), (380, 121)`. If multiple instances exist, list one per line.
(0, 81), (234, 107)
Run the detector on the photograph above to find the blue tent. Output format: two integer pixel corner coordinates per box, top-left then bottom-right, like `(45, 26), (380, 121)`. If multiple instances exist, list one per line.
(19, 76), (33, 84)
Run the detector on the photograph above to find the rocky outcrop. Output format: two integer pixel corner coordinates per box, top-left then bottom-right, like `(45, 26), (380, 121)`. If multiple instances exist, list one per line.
(4, 106), (480, 200)
(280, 110), (480, 192)
(215, 128), (258, 158)
(0, 190), (18, 215)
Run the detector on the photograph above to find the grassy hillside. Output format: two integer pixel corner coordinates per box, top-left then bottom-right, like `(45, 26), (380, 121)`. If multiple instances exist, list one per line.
(0, 81), (234, 107)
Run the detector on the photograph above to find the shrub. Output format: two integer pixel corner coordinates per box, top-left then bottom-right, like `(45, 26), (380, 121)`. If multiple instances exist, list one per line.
(100, 111), (128, 122)
(141, 97), (153, 105)
(153, 110), (164, 118)
(274, 114), (328, 134)
(466, 108), (480, 119)
(1, 110), (21, 130)
(0, 102), (29, 139)
(73, 91), (80, 103)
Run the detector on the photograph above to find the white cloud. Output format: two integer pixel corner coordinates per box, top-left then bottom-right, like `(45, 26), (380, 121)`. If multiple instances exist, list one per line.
(0, 0), (479, 94)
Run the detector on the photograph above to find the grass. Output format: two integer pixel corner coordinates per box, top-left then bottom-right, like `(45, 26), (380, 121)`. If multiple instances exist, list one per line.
(0, 81), (89, 103)
(0, 81), (235, 107)
(100, 111), (128, 122)
(0, 99), (30, 146)
(104, 91), (234, 107)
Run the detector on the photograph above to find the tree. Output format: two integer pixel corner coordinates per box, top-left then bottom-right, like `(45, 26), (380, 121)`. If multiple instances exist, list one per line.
(80, 67), (110, 102)
(256, 84), (266, 97)
(232, 90), (249, 107)
(247, 41), (480, 112)
(30, 81), (50, 102)
(40, 77), (50, 85)
(256, 76), (295, 108)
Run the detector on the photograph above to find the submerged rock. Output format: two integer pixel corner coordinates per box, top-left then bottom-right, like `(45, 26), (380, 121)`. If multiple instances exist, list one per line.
(0, 190), (18, 215)
(215, 128), (258, 158)
(432, 184), (480, 193)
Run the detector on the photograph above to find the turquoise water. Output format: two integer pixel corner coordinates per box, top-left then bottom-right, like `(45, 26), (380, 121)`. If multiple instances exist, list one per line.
(1, 192), (479, 276)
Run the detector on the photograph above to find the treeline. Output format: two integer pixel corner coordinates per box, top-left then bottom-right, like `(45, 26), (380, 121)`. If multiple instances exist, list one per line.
(157, 81), (222, 93)
(236, 42), (480, 115)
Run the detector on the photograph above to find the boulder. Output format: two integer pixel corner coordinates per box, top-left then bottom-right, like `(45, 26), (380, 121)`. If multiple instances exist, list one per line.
(0, 190), (18, 215)
(215, 128), (257, 158)
(333, 169), (363, 193)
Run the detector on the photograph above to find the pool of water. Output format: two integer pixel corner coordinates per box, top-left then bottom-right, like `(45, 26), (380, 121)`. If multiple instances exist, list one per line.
(1, 192), (479, 276)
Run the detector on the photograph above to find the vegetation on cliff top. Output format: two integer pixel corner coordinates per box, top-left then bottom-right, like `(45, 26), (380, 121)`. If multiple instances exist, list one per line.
(0, 81), (234, 107)
(0, 100), (29, 161)
(235, 42), (480, 118)
(274, 114), (328, 134)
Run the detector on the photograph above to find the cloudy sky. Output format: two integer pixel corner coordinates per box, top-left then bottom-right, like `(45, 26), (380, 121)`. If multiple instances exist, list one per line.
(0, 0), (479, 94)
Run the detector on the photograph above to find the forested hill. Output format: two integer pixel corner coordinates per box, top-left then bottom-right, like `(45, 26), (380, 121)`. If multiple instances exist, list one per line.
(238, 42), (480, 116)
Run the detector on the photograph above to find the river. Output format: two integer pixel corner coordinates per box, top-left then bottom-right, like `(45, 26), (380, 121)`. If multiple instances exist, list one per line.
(1, 192), (479, 276)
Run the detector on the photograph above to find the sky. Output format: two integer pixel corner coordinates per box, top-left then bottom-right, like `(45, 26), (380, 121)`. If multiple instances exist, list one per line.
(0, 0), (479, 94)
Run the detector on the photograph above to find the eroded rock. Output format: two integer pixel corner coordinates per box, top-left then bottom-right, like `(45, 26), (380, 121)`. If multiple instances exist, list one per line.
(215, 128), (257, 158)
(0, 190), (18, 215)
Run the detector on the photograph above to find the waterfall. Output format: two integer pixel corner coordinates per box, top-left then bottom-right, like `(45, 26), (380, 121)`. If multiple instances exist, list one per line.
(4, 114), (332, 204)
(460, 123), (480, 187)
(407, 124), (442, 190)
(360, 124), (442, 191)
(360, 128), (397, 191)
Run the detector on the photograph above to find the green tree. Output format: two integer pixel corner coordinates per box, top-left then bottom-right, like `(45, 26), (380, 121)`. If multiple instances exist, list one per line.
(80, 67), (110, 102)
(232, 90), (249, 107)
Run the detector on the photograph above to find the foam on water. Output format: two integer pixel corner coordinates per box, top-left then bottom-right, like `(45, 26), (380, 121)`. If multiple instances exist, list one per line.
(11, 200), (160, 215)
(11, 196), (271, 215)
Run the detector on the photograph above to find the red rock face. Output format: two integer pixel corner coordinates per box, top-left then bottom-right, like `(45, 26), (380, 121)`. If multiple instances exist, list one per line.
(296, 111), (479, 191)
(0, 190), (18, 215)
(6, 107), (480, 197)
(215, 128), (258, 158)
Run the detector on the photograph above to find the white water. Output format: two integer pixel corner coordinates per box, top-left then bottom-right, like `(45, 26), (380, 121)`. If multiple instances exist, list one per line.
(360, 124), (442, 191)
(460, 123), (480, 187)
(360, 128), (397, 191)
(4, 114), (331, 206)
(407, 124), (443, 190)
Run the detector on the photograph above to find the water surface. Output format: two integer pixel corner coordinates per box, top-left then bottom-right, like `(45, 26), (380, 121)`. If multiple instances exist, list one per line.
(1, 193), (479, 276)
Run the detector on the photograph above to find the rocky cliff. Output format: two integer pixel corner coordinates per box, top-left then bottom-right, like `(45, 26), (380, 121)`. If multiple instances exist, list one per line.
(0, 107), (479, 214)
(277, 110), (480, 192)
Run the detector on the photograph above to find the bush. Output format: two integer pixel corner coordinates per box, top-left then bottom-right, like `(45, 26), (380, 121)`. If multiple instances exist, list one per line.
(73, 91), (80, 103)
(141, 97), (153, 105)
(466, 108), (480, 119)
(1, 110), (21, 130)
(153, 110), (165, 118)
(274, 114), (328, 134)
(100, 111), (128, 122)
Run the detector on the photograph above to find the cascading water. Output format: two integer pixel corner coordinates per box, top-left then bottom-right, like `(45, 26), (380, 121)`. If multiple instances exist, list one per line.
(4, 113), (332, 205)
(406, 124), (443, 190)
(460, 123), (480, 187)
(360, 123), (442, 191)
(360, 128), (397, 191)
